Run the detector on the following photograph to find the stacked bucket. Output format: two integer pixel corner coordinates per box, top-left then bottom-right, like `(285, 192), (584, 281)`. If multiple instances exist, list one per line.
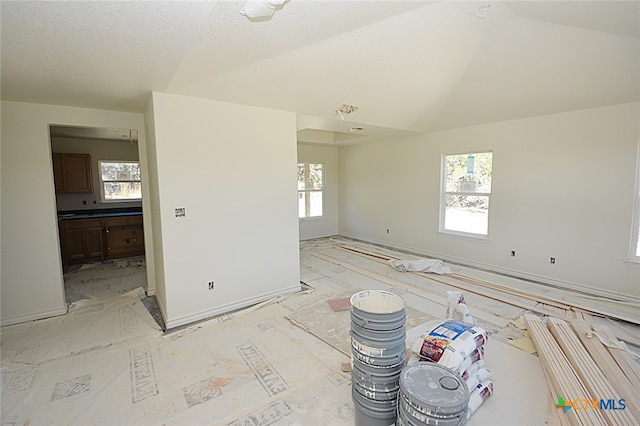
(396, 362), (470, 426)
(350, 290), (407, 426)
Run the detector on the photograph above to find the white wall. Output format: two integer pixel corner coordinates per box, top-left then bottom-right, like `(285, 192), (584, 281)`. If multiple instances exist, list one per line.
(1, 101), (151, 325)
(297, 143), (339, 240)
(339, 102), (640, 299)
(148, 92), (300, 328)
(143, 98), (166, 313)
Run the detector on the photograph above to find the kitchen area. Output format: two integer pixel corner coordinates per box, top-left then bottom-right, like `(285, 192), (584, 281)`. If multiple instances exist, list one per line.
(51, 125), (145, 272)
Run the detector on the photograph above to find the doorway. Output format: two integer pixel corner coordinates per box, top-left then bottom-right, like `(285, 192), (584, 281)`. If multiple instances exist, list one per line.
(50, 125), (148, 303)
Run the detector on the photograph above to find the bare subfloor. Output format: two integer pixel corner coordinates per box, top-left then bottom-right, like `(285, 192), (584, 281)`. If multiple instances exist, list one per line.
(1, 237), (637, 425)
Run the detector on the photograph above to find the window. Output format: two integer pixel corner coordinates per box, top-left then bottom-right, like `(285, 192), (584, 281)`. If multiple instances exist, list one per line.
(629, 144), (640, 264)
(440, 152), (492, 237)
(298, 163), (323, 218)
(99, 161), (141, 202)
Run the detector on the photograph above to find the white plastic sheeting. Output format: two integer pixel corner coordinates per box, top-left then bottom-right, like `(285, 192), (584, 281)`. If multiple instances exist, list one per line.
(389, 258), (452, 274)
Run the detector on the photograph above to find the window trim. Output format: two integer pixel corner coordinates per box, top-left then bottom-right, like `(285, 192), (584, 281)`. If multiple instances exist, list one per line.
(98, 160), (142, 203)
(627, 143), (640, 266)
(298, 162), (324, 220)
(439, 151), (492, 239)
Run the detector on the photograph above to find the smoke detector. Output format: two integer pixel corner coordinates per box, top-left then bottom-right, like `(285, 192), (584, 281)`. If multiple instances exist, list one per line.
(336, 104), (359, 120)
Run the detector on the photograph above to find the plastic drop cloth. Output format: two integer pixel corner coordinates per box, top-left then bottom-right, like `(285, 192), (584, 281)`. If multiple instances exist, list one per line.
(389, 258), (452, 274)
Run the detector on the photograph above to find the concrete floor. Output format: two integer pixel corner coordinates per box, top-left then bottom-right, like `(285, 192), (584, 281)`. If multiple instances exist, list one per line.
(1, 237), (637, 425)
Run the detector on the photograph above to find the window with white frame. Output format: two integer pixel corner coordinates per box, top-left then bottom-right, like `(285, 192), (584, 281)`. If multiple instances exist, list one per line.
(629, 144), (640, 263)
(440, 152), (492, 237)
(298, 163), (323, 218)
(99, 161), (141, 202)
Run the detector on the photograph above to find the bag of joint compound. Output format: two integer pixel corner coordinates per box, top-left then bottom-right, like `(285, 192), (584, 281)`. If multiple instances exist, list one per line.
(467, 379), (494, 419)
(446, 290), (475, 325)
(464, 363), (493, 392)
(461, 359), (484, 381)
(455, 345), (485, 375)
(410, 321), (487, 373)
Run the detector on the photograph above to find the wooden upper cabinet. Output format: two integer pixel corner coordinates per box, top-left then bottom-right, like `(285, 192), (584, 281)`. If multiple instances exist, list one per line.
(53, 153), (93, 193)
(52, 153), (66, 191)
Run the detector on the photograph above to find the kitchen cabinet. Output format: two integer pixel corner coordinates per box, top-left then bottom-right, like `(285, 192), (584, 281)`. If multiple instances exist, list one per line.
(53, 153), (93, 193)
(59, 214), (144, 265)
(104, 215), (144, 259)
(60, 218), (105, 265)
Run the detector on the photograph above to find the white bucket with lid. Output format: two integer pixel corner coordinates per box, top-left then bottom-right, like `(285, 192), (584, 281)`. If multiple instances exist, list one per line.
(397, 362), (469, 426)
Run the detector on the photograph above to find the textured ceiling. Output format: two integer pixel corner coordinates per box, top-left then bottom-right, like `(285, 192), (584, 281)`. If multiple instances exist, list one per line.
(2, 1), (639, 145)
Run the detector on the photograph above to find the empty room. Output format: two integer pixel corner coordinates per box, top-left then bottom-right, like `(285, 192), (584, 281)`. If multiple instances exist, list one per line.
(1, 1), (639, 425)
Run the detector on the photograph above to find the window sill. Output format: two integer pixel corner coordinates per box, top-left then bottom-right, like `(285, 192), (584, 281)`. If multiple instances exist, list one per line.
(624, 258), (640, 268)
(299, 216), (325, 222)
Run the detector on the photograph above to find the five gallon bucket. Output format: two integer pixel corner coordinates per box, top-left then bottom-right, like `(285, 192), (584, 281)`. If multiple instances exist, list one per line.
(351, 290), (407, 426)
(351, 290), (406, 331)
(353, 387), (398, 426)
(397, 362), (469, 426)
(351, 324), (406, 366)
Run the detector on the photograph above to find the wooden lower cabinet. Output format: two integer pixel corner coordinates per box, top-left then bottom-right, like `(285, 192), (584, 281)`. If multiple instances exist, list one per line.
(61, 219), (105, 265)
(60, 215), (144, 265)
(105, 216), (144, 259)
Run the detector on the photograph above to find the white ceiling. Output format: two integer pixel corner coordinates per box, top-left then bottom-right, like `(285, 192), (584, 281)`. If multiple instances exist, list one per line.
(2, 1), (639, 145)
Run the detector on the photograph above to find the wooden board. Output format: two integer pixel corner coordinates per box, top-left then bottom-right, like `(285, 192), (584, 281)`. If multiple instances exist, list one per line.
(525, 315), (606, 425)
(338, 245), (640, 325)
(571, 319), (640, 422)
(546, 318), (636, 426)
(310, 251), (511, 328)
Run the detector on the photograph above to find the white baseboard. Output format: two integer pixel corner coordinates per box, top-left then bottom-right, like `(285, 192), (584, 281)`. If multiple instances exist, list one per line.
(1, 306), (69, 327)
(299, 231), (339, 241)
(163, 284), (301, 330)
(338, 232), (640, 304)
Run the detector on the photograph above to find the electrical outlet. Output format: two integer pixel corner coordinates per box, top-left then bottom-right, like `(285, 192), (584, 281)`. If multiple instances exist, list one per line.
(175, 208), (186, 218)
(550, 257), (556, 264)
(208, 281), (215, 290)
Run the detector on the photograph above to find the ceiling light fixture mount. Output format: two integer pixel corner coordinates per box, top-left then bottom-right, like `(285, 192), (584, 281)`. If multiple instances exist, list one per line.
(240, 0), (288, 20)
(336, 104), (359, 120)
(474, 3), (491, 19)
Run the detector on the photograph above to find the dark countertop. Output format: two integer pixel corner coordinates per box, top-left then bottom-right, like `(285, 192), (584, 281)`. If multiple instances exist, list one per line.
(57, 207), (142, 221)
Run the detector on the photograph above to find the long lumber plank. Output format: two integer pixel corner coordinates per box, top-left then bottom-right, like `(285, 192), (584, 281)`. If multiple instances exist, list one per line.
(543, 351), (573, 426)
(571, 319), (640, 422)
(591, 324), (640, 389)
(452, 273), (571, 310)
(525, 315), (606, 426)
(334, 246), (568, 319)
(339, 245), (569, 309)
(309, 251), (510, 327)
(547, 318), (636, 426)
(338, 245), (640, 325)
(338, 246), (566, 314)
(414, 271), (566, 319)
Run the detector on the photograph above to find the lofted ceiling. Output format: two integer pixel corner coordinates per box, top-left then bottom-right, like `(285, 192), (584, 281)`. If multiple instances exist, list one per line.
(2, 1), (639, 145)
